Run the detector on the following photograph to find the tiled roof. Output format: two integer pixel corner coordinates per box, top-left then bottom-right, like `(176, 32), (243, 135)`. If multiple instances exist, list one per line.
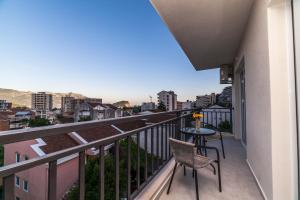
(36, 112), (178, 155)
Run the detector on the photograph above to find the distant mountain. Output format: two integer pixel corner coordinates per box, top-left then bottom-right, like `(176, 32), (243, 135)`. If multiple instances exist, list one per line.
(113, 101), (131, 108)
(0, 88), (86, 108)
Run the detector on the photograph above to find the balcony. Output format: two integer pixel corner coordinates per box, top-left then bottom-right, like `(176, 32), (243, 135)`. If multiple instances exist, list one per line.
(0, 108), (264, 200)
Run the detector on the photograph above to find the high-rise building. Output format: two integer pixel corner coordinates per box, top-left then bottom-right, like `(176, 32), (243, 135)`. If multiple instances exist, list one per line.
(61, 96), (75, 113)
(157, 91), (177, 111)
(31, 92), (53, 118)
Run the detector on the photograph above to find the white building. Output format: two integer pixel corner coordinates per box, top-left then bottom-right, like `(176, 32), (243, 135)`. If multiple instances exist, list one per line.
(182, 100), (193, 110)
(141, 102), (156, 112)
(157, 91), (177, 111)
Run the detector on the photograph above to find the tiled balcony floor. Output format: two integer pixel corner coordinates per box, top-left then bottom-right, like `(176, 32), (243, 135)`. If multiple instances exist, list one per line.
(159, 137), (263, 200)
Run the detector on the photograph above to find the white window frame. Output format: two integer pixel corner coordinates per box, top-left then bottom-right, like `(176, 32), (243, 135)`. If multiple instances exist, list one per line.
(15, 176), (20, 187)
(23, 180), (28, 192)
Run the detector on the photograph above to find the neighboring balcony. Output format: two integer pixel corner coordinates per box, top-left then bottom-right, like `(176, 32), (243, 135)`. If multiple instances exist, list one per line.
(0, 108), (262, 200)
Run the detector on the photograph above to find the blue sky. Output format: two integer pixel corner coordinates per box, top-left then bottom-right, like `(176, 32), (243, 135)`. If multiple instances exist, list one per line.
(0, 0), (226, 105)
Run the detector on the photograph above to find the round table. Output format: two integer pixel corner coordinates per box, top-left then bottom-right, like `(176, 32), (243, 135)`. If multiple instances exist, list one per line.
(180, 127), (216, 155)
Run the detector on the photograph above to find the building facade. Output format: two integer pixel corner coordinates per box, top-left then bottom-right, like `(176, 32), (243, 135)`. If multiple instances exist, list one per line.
(0, 100), (12, 110)
(217, 86), (232, 107)
(61, 96), (75, 113)
(195, 93), (216, 108)
(141, 102), (156, 112)
(157, 91), (177, 111)
(31, 92), (53, 118)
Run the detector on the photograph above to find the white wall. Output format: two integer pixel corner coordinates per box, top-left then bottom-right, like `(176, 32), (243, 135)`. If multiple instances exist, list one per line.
(233, 0), (298, 199)
(233, 0), (273, 198)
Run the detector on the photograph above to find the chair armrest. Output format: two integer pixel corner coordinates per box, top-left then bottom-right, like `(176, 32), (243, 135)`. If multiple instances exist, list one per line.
(198, 145), (220, 162)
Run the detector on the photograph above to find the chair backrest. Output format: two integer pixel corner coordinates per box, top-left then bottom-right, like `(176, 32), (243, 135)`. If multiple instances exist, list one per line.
(169, 138), (196, 168)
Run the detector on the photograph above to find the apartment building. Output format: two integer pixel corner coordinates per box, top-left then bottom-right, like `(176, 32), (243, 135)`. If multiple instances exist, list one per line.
(217, 86), (232, 107)
(61, 96), (75, 113)
(31, 92), (53, 118)
(195, 93), (216, 108)
(0, 100), (12, 111)
(141, 102), (156, 112)
(157, 91), (177, 111)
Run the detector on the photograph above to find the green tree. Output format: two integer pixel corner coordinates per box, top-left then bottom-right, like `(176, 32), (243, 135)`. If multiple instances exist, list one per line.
(28, 117), (50, 127)
(157, 102), (166, 111)
(79, 116), (92, 122)
(132, 106), (141, 114)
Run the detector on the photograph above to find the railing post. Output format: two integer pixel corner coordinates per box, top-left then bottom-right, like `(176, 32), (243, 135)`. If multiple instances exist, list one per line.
(165, 124), (168, 161)
(137, 132), (140, 189)
(3, 174), (14, 200)
(48, 160), (57, 200)
(115, 141), (120, 200)
(127, 137), (131, 200)
(160, 125), (164, 162)
(79, 151), (85, 200)
(156, 126), (159, 168)
(151, 127), (154, 174)
(99, 146), (105, 200)
(144, 130), (148, 181)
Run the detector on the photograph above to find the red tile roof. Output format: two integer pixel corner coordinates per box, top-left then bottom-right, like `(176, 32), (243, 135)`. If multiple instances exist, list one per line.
(37, 112), (178, 155)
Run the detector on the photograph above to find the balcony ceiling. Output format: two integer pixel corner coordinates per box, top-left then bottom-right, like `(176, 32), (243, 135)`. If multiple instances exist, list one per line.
(150, 0), (254, 70)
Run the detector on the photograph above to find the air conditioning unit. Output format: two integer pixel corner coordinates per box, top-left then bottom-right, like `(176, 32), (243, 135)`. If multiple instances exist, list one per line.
(220, 65), (233, 84)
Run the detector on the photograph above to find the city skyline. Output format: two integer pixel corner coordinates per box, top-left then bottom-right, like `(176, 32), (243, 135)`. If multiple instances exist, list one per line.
(0, 1), (228, 105)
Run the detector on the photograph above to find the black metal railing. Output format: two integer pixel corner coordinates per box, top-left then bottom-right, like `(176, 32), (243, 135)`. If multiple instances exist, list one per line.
(0, 109), (197, 200)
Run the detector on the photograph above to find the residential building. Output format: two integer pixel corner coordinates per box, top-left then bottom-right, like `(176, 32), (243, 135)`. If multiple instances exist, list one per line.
(31, 92), (53, 118)
(217, 86), (232, 107)
(141, 102), (156, 112)
(0, 100), (12, 110)
(157, 91), (177, 111)
(176, 101), (183, 110)
(195, 93), (216, 108)
(182, 100), (193, 110)
(84, 98), (102, 104)
(61, 96), (75, 113)
(74, 102), (121, 122)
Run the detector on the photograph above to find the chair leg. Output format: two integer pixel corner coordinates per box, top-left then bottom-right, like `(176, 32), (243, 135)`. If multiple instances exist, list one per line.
(192, 169), (194, 178)
(220, 135), (226, 159)
(167, 162), (178, 194)
(217, 161), (222, 192)
(210, 163), (216, 175)
(194, 169), (199, 200)
(184, 165), (186, 176)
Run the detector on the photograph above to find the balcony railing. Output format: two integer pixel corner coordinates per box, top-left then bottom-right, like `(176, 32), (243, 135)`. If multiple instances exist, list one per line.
(0, 107), (232, 200)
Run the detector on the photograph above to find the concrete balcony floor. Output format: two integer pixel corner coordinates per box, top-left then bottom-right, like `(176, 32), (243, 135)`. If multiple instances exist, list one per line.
(159, 137), (263, 200)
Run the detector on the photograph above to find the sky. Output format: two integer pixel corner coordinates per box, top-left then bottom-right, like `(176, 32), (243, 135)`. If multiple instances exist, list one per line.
(0, 0), (227, 105)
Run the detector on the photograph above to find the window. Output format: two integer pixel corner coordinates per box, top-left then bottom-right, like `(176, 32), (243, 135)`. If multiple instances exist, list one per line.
(15, 176), (20, 187)
(24, 155), (29, 160)
(23, 180), (28, 192)
(15, 153), (20, 163)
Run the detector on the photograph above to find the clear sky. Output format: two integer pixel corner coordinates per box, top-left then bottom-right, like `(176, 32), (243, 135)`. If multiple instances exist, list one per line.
(0, 0), (227, 105)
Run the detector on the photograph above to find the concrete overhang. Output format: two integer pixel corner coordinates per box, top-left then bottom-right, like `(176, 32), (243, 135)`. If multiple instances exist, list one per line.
(150, 0), (254, 70)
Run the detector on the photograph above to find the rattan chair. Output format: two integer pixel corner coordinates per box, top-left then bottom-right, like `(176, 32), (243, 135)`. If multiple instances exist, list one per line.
(167, 138), (222, 200)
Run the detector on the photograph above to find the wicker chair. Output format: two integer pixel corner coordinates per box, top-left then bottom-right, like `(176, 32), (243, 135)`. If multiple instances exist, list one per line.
(167, 138), (222, 200)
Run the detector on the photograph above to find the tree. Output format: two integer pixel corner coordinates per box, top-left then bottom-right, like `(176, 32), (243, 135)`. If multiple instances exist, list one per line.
(132, 106), (141, 114)
(157, 102), (166, 111)
(28, 117), (50, 127)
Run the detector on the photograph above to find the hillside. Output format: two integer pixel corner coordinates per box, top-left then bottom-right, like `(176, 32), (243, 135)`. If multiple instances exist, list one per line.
(0, 88), (86, 108)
